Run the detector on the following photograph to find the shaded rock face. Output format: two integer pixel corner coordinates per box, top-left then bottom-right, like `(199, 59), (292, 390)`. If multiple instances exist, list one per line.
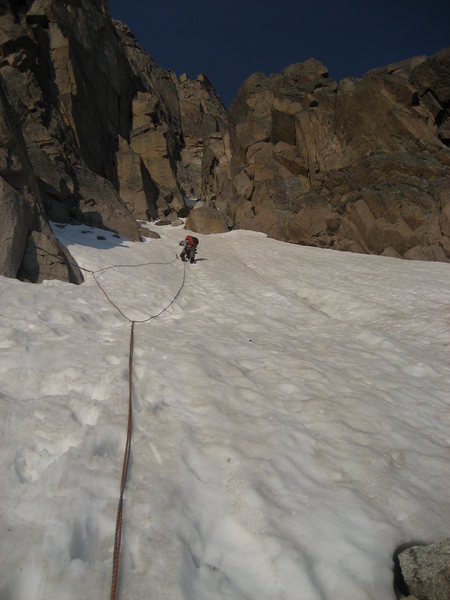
(0, 1), (140, 236)
(0, 74), (82, 283)
(0, 0), (141, 282)
(0, 1), (229, 280)
(0, 174), (32, 277)
(228, 52), (450, 261)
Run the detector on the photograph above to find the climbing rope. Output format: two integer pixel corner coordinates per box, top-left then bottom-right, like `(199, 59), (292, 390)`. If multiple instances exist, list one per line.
(35, 240), (187, 598)
(110, 320), (134, 600)
(89, 257), (187, 600)
(82, 256), (185, 324)
(80, 254), (185, 599)
(82, 256), (178, 275)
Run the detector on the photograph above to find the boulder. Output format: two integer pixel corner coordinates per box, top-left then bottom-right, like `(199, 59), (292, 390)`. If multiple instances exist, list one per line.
(398, 539), (450, 600)
(139, 227), (160, 239)
(185, 206), (228, 234)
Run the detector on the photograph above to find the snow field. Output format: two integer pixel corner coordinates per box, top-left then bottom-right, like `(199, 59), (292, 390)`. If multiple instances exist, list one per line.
(0, 222), (449, 599)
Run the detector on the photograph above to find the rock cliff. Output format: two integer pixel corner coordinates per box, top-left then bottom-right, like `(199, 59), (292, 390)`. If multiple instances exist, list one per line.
(0, 69), (82, 282)
(0, 0), (228, 281)
(1, 0), (449, 283)
(113, 21), (228, 222)
(227, 53), (450, 261)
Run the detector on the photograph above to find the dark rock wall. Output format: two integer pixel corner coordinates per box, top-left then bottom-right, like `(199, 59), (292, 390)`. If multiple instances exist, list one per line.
(0, 70), (82, 283)
(0, 0), (142, 282)
(0, 0), (228, 280)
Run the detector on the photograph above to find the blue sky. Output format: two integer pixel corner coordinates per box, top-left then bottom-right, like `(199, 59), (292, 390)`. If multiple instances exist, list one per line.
(108, 0), (450, 106)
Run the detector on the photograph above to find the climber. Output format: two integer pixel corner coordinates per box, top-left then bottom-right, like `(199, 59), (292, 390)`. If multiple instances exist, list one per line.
(179, 235), (199, 263)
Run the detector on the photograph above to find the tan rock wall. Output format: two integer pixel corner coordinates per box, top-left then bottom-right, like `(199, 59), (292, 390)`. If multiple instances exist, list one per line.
(228, 50), (450, 261)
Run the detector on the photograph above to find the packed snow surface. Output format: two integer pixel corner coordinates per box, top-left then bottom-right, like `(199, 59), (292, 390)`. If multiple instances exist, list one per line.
(1, 223), (449, 600)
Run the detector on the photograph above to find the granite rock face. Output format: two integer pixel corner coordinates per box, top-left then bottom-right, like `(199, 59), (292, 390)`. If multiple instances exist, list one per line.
(176, 72), (228, 200)
(0, 73), (82, 283)
(113, 22), (229, 223)
(228, 52), (450, 260)
(0, 0), (141, 281)
(0, 1), (230, 279)
(186, 205), (228, 234)
(0, 174), (32, 277)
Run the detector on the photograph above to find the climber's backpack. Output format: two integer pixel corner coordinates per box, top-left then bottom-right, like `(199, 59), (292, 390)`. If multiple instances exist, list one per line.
(185, 235), (199, 248)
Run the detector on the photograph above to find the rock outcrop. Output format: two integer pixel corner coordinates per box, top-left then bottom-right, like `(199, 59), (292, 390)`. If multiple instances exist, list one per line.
(186, 205), (228, 234)
(227, 52), (450, 261)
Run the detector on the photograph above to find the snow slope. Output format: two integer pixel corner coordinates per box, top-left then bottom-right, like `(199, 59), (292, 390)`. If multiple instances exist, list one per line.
(1, 223), (449, 600)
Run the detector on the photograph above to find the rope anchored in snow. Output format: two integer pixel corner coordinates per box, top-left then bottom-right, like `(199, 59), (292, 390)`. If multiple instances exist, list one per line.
(78, 256), (186, 600)
(110, 320), (134, 600)
(79, 256), (184, 324)
(36, 240), (187, 597)
(105, 258), (186, 600)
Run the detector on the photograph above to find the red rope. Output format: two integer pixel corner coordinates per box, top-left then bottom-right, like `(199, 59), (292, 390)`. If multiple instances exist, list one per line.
(110, 322), (134, 600)
(91, 258), (186, 324)
(38, 242), (186, 597)
(100, 258), (186, 599)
